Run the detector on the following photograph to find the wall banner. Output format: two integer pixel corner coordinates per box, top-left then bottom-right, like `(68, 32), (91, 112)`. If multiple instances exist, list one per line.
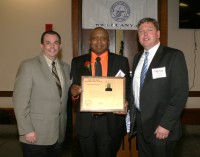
(82, 0), (158, 30)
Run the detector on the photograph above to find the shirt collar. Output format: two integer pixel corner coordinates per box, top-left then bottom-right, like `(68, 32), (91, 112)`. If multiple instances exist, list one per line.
(143, 42), (160, 58)
(43, 54), (58, 68)
(91, 51), (108, 62)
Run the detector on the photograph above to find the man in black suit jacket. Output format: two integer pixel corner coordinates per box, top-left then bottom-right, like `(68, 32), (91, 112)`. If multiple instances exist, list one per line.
(129, 18), (188, 157)
(70, 27), (130, 157)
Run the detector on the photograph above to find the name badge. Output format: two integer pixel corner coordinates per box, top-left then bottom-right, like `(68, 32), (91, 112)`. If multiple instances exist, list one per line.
(152, 67), (166, 79)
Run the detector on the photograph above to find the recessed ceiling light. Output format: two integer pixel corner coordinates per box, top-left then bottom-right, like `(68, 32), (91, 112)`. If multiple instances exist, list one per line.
(180, 3), (188, 7)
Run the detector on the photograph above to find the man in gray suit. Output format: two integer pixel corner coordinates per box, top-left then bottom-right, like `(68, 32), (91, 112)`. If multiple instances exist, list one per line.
(13, 30), (71, 157)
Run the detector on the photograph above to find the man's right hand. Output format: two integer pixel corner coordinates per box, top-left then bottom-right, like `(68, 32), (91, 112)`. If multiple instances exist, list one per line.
(71, 84), (82, 96)
(25, 131), (37, 144)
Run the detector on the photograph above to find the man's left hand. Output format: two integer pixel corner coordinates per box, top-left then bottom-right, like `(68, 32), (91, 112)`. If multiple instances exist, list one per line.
(113, 101), (128, 115)
(154, 125), (170, 140)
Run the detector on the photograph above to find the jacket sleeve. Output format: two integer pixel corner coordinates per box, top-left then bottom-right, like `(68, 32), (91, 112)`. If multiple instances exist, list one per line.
(13, 61), (34, 135)
(160, 50), (189, 130)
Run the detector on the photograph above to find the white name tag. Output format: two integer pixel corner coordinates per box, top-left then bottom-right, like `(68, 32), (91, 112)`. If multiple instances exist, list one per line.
(152, 67), (166, 79)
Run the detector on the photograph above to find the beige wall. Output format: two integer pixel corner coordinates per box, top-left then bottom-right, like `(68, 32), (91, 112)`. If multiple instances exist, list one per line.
(168, 0), (200, 108)
(168, 0), (200, 91)
(0, 0), (72, 107)
(0, 0), (72, 91)
(1, 0), (199, 108)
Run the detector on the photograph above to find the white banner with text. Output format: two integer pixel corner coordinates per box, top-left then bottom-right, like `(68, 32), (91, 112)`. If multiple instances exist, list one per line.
(82, 0), (158, 30)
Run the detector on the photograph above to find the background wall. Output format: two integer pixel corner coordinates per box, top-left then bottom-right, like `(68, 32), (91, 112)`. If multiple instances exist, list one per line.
(0, 0), (72, 91)
(0, 0), (199, 108)
(0, 0), (72, 107)
(168, 0), (200, 108)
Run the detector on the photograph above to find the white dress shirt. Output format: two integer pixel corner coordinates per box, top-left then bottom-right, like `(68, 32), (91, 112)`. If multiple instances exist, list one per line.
(44, 55), (64, 91)
(133, 43), (160, 109)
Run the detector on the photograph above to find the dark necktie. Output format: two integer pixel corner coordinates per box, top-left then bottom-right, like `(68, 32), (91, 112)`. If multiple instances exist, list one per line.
(140, 52), (149, 91)
(93, 56), (103, 116)
(52, 61), (62, 97)
(95, 57), (102, 76)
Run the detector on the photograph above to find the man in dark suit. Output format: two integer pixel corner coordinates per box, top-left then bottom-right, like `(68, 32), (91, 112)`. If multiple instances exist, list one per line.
(129, 18), (188, 157)
(70, 27), (130, 157)
(13, 30), (71, 157)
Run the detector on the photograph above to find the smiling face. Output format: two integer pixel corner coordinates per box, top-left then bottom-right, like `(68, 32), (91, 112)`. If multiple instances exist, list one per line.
(89, 27), (110, 55)
(40, 34), (61, 61)
(138, 22), (160, 50)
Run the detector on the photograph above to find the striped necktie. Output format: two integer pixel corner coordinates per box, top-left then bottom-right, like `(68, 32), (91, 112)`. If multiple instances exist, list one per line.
(140, 52), (149, 91)
(52, 61), (62, 97)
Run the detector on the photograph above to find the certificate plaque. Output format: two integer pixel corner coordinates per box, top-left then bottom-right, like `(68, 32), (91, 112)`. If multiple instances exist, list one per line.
(80, 76), (125, 112)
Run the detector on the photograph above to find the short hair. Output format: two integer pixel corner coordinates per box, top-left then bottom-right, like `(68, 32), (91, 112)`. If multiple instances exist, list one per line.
(90, 27), (109, 41)
(137, 17), (159, 30)
(40, 30), (61, 44)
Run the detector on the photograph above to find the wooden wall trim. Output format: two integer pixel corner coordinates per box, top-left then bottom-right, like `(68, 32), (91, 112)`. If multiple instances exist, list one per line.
(1, 91), (200, 97)
(188, 91), (200, 97)
(1, 108), (200, 125)
(158, 0), (168, 46)
(72, 0), (82, 57)
(0, 91), (13, 97)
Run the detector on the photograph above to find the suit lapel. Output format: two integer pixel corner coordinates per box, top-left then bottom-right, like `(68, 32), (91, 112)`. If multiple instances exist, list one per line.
(38, 54), (61, 97)
(82, 54), (92, 76)
(38, 54), (53, 82)
(145, 45), (164, 81)
(131, 45), (164, 90)
(132, 52), (143, 78)
(107, 53), (115, 76)
(57, 60), (66, 99)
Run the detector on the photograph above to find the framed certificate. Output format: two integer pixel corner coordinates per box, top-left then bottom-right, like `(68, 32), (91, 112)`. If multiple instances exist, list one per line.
(80, 76), (125, 112)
